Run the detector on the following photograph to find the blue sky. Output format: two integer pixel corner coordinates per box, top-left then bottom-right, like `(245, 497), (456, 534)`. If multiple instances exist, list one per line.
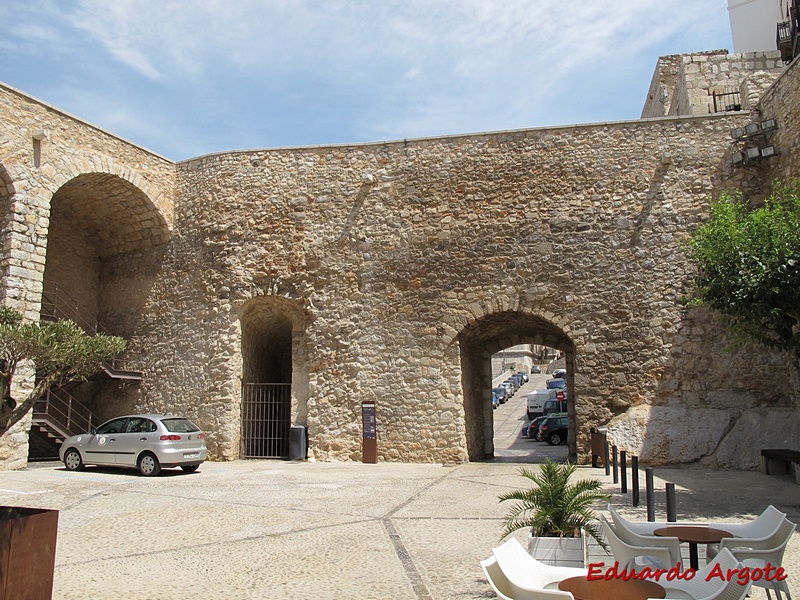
(0, 1), (733, 161)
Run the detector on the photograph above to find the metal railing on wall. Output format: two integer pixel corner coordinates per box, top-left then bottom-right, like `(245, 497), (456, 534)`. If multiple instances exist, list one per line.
(711, 90), (742, 113)
(40, 281), (141, 375)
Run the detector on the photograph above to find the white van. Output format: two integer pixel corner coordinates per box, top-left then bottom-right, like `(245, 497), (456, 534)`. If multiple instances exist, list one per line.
(526, 388), (558, 419)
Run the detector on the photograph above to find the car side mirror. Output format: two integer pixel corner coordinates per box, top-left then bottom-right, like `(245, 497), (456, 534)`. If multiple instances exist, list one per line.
(90, 427), (97, 435)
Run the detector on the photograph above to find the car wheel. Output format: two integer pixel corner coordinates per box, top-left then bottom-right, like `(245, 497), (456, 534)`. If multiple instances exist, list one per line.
(137, 452), (161, 476)
(180, 464), (199, 473)
(548, 432), (562, 445)
(63, 448), (84, 471)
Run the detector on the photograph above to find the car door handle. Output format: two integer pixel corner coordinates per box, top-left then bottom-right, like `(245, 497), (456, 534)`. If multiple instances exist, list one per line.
(139, 437), (147, 441)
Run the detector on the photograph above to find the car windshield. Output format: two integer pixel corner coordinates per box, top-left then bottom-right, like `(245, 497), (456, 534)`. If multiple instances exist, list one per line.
(546, 379), (566, 389)
(161, 418), (201, 433)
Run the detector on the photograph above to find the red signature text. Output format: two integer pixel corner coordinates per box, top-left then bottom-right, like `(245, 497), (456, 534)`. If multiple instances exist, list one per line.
(588, 562), (787, 585)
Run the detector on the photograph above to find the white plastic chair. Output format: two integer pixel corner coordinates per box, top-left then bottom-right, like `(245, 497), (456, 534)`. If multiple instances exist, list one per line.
(606, 505), (683, 567)
(481, 554), (576, 600)
(607, 503), (663, 535)
(705, 504), (787, 559)
(599, 514), (674, 574)
(491, 538), (585, 598)
(724, 518), (795, 600)
(481, 555), (515, 600)
(658, 547), (751, 600)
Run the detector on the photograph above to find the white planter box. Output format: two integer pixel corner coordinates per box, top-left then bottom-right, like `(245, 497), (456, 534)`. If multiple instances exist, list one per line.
(528, 532), (585, 568)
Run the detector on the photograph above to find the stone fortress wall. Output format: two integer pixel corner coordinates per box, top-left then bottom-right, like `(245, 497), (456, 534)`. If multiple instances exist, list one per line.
(0, 52), (798, 470)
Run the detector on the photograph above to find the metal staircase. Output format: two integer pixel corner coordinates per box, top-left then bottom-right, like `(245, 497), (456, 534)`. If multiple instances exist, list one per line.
(32, 282), (142, 449)
(31, 387), (95, 445)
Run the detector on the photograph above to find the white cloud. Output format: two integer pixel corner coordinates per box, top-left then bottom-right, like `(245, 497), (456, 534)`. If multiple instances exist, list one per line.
(0, 0), (734, 158)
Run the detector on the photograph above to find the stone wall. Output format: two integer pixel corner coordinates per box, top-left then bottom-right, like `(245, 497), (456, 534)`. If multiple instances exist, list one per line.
(641, 50), (785, 119)
(757, 55), (800, 182)
(134, 114), (781, 465)
(0, 56), (798, 469)
(670, 51), (784, 116)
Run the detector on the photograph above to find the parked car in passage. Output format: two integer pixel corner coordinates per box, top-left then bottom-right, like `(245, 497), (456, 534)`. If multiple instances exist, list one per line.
(520, 372), (529, 383)
(546, 378), (567, 391)
(59, 414), (208, 476)
(538, 414), (568, 445)
(527, 415), (550, 440)
(531, 365), (541, 374)
(500, 381), (515, 397)
(552, 369), (567, 379)
(492, 387), (508, 404)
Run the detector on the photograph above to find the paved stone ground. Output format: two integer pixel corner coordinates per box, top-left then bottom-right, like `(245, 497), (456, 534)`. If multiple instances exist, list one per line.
(2, 380), (797, 599)
(2, 459), (797, 599)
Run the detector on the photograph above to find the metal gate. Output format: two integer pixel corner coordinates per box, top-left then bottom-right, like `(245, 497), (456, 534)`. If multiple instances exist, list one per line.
(241, 383), (292, 458)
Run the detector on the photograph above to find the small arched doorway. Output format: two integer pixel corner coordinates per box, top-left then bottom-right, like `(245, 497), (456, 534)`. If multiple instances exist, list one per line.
(240, 298), (307, 459)
(457, 311), (576, 462)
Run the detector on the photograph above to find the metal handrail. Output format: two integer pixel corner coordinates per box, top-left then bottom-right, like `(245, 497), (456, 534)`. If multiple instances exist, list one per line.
(41, 282), (109, 335)
(40, 281), (142, 376)
(33, 387), (95, 437)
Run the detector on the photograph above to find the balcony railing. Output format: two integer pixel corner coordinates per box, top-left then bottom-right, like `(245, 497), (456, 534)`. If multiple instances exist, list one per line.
(777, 1), (800, 63)
(712, 90), (742, 113)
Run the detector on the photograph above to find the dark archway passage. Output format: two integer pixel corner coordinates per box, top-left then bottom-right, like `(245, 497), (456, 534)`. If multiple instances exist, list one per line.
(240, 298), (307, 459)
(457, 311), (576, 462)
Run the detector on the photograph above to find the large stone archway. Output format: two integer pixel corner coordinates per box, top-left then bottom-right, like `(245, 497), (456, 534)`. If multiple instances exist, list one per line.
(44, 173), (171, 337)
(457, 311), (576, 461)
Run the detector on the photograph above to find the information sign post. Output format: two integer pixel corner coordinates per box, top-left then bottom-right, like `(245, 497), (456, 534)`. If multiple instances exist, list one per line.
(362, 401), (377, 464)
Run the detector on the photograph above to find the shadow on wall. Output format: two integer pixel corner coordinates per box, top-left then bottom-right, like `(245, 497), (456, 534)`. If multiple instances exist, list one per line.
(607, 306), (800, 470)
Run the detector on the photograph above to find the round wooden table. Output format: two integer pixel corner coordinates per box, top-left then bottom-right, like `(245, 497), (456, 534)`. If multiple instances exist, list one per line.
(558, 575), (665, 600)
(653, 525), (732, 570)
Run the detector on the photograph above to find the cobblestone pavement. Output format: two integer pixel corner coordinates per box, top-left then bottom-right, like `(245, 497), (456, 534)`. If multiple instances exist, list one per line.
(2, 382), (797, 599)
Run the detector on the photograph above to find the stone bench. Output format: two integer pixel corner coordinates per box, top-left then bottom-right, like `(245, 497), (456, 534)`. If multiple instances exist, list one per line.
(760, 449), (800, 484)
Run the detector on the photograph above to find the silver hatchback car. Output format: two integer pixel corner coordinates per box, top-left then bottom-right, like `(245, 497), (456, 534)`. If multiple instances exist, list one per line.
(59, 414), (208, 476)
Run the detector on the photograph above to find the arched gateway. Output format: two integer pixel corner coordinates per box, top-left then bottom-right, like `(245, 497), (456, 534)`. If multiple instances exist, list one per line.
(457, 311), (575, 461)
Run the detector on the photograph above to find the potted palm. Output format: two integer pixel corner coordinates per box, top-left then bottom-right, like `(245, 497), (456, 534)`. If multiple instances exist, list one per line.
(498, 459), (609, 567)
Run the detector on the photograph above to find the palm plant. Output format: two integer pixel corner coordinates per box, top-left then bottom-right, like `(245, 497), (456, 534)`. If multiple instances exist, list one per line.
(498, 459), (610, 548)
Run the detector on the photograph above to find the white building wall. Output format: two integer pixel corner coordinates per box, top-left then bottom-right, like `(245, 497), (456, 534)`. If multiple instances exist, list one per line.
(728, 0), (783, 52)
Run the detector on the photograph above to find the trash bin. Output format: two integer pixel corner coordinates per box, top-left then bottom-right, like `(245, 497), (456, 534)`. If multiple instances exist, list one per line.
(289, 425), (307, 460)
(591, 427), (607, 468)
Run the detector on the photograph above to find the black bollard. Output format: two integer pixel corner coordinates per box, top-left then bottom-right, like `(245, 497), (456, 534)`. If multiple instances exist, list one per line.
(604, 441), (610, 477)
(631, 456), (640, 507)
(646, 467), (655, 521)
(612, 445), (618, 484)
(666, 482), (677, 522)
(620, 450), (627, 493)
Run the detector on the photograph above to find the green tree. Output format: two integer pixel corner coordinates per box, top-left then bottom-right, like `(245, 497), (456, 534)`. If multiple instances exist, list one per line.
(0, 308), (127, 436)
(498, 459), (610, 548)
(688, 180), (800, 357)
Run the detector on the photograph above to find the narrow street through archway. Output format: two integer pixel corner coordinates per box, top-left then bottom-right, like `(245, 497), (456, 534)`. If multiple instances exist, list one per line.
(491, 370), (569, 463)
